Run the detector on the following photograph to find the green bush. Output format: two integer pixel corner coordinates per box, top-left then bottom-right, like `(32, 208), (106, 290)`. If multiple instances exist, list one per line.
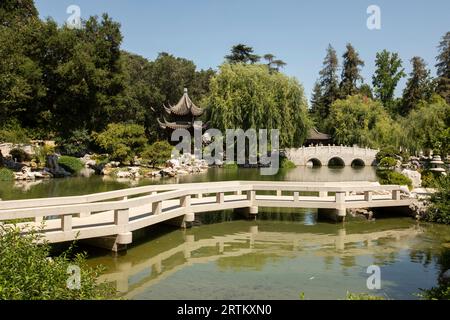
(34, 145), (55, 166)
(56, 129), (91, 157)
(9, 148), (31, 163)
(58, 156), (84, 175)
(424, 176), (450, 224)
(376, 147), (399, 162)
(0, 168), (14, 181)
(281, 158), (296, 169)
(378, 157), (397, 169)
(421, 170), (440, 188)
(0, 225), (115, 300)
(94, 123), (147, 163)
(0, 120), (29, 144)
(378, 170), (413, 189)
(141, 141), (173, 167)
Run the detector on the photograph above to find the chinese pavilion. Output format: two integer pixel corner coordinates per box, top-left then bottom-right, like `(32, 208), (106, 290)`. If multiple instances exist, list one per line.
(157, 88), (204, 131)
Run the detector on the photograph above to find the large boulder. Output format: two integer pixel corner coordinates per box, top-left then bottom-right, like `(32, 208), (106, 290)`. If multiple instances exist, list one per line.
(401, 169), (422, 188)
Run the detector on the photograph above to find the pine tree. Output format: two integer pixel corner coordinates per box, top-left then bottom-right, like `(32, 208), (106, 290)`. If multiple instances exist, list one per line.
(401, 56), (432, 116)
(435, 32), (450, 104)
(310, 82), (325, 125)
(225, 44), (260, 64)
(339, 43), (365, 98)
(318, 44), (340, 116)
(372, 50), (405, 110)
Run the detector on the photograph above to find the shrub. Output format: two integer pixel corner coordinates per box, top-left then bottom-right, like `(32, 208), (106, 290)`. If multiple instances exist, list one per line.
(0, 120), (29, 144)
(58, 156), (84, 175)
(10, 148), (31, 162)
(421, 283), (450, 300)
(141, 141), (173, 167)
(94, 124), (147, 163)
(34, 145), (55, 165)
(56, 129), (91, 157)
(378, 157), (397, 169)
(421, 170), (440, 188)
(424, 176), (450, 224)
(376, 147), (399, 162)
(281, 158), (296, 169)
(0, 225), (115, 300)
(378, 170), (413, 189)
(0, 168), (14, 181)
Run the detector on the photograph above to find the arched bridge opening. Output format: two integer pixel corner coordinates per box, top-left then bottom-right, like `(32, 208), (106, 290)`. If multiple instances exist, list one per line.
(328, 157), (345, 168)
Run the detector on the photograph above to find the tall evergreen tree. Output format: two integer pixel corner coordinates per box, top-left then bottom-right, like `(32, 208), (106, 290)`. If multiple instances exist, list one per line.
(0, 0), (38, 26)
(401, 56), (433, 116)
(225, 44), (260, 64)
(310, 82), (325, 128)
(372, 50), (405, 110)
(339, 43), (365, 98)
(435, 32), (450, 104)
(318, 45), (340, 116)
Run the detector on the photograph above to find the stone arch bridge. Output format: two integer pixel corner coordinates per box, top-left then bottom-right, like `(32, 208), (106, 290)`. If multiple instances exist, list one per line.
(284, 146), (379, 167)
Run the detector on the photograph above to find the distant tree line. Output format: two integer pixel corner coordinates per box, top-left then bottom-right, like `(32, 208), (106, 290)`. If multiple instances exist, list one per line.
(310, 36), (450, 154)
(0, 0), (449, 157)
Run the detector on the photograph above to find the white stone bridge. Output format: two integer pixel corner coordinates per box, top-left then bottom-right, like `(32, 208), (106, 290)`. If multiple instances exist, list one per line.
(284, 146), (379, 167)
(0, 181), (412, 252)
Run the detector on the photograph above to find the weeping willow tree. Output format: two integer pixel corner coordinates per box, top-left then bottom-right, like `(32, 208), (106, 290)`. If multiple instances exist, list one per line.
(401, 94), (450, 155)
(326, 95), (401, 148)
(206, 64), (311, 148)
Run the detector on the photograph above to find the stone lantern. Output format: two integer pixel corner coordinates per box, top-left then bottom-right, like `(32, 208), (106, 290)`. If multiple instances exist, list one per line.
(430, 155), (446, 175)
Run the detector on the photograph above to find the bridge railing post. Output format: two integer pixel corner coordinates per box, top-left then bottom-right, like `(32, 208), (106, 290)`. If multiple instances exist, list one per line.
(181, 195), (191, 208)
(335, 192), (346, 204)
(276, 189), (282, 197)
(293, 192), (299, 203)
(247, 190), (256, 204)
(152, 201), (162, 215)
(392, 189), (401, 200)
(114, 208), (129, 226)
(364, 191), (373, 202)
(216, 192), (224, 204)
(61, 214), (72, 232)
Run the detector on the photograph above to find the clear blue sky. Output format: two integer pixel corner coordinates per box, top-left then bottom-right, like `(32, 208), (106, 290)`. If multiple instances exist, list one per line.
(35, 0), (450, 100)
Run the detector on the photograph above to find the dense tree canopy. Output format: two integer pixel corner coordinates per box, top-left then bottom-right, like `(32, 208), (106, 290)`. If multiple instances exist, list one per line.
(400, 57), (433, 116)
(310, 45), (340, 128)
(401, 95), (450, 154)
(372, 50), (405, 111)
(339, 44), (365, 98)
(436, 32), (450, 104)
(207, 64), (311, 148)
(326, 95), (401, 148)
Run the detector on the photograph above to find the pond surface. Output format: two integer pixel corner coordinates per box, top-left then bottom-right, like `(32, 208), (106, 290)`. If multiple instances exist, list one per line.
(0, 166), (377, 200)
(1, 166), (449, 300)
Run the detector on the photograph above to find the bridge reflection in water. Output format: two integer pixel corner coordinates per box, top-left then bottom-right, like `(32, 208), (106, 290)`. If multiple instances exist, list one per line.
(94, 216), (423, 299)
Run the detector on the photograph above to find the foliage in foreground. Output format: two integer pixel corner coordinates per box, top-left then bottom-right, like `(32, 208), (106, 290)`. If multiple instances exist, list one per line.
(0, 225), (115, 300)
(421, 283), (450, 300)
(424, 176), (450, 224)
(58, 156), (84, 175)
(345, 292), (385, 300)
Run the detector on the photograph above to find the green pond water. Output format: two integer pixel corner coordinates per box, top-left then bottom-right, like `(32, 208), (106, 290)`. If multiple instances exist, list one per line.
(1, 166), (449, 300)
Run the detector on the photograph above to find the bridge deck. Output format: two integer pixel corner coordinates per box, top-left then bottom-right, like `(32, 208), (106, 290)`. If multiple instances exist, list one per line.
(0, 181), (413, 249)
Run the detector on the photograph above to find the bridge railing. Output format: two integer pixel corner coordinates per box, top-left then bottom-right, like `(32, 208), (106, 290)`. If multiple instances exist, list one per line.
(0, 181), (405, 225)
